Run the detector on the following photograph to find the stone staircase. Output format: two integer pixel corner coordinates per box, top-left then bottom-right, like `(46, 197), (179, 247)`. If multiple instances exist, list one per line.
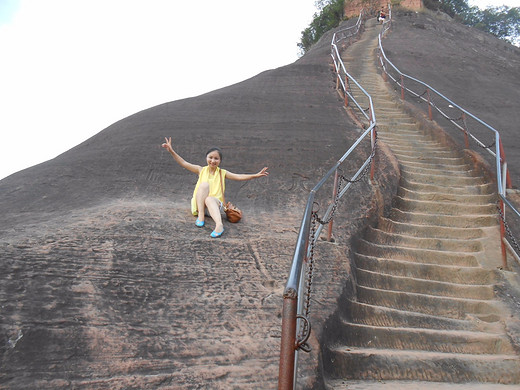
(321, 19), (520, 389)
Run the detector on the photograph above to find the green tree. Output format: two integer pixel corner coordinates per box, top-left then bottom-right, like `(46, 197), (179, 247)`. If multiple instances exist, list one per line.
(298, 0), (345, 54)
(424, 0), (520, 45)
(472, 6), (520, 44)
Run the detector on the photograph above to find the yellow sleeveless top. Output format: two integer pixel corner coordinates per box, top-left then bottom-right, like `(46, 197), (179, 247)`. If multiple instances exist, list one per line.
(191, 166), (226, 215)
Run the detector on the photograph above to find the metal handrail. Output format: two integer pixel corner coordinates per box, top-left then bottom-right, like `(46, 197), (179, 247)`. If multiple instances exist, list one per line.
(377, 28), (520, 265)
(331, 11), (364, 48)
(278, 12), (375, 390)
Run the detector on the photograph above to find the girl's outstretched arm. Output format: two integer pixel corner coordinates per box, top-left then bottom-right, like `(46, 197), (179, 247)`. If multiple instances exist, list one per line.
(161, 137), (201, 174)
(225, 167), (269, 181)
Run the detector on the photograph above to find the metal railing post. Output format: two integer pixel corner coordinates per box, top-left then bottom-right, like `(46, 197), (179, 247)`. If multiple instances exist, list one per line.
(370, 108), (376, 180)
(499, 139), (512, 189)
(370, 129), (376, 180)
(499, 200), (508, 269)
(427, 88), (433, 120)
(461, 113), (470, 148)
(278, 290), (298, 390)
(344, 75), (349, 107)
(400, 74), (405, 100)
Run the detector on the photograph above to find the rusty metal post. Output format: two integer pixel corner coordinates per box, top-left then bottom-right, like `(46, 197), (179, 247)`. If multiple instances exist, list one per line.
(370, 126), (376, 180)
(461, 113), (469, 148)
(400, 75), (405, 100)
(369, 106), (376, 181)
(344, 75), (349, 107)
(327, 170), (339, 242)
(427, 88), (433, 120)
(278, 290), (298, 390)
(336, 72), (340, 91)
(499, 139), (513, 189)
(499, 200), (508, 269)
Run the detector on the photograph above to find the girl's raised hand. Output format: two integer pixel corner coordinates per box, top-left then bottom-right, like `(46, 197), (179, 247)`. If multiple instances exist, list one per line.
(257, 167), (269, 177)
(162, 137), (172, 150)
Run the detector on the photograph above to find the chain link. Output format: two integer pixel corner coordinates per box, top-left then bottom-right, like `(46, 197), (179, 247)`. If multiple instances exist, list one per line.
(497, 203), (520, 256)
(422, 96), (495, 150)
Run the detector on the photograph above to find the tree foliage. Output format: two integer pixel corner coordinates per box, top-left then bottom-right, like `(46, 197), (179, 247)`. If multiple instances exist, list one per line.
(298, 0), (345, 55)
(424, 0), (520, 45)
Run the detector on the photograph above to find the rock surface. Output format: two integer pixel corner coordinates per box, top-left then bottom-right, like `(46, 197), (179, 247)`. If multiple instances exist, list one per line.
(1, 8), (519, 390)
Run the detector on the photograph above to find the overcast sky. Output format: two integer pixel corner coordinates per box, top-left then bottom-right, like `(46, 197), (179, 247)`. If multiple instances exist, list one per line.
(0, 0), (517, 180)
(0, 0), (317, 180)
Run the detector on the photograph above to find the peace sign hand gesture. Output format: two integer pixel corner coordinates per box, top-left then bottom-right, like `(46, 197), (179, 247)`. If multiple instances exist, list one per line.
(162, 137), (173, 151)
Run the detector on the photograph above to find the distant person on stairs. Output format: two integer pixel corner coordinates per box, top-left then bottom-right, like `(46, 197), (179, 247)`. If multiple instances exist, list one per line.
(161, 137), (269, 238)
(378, 8), (386, 24)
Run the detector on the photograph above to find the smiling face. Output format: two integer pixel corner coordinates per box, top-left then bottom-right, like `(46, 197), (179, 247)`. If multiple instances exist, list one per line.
(206, 150), (221, 169)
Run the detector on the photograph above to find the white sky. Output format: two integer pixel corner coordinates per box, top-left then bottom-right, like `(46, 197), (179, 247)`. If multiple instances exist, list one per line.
(1, 0), (518, 180)
(469, 0), (519, 7)
(0, 0), (317, 180)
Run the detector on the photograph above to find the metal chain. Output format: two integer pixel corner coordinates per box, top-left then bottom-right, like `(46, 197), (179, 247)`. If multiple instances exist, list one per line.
(418, 89), (428, 98)
(422, 95), (495, 150)
(296, 212), (319, 352)
(296, 139), (378, 352)
(462, 122), (496, 150)
(497, 203), (520, 255)
(316, 177), (347, 225)
(345, 137), (378, 184)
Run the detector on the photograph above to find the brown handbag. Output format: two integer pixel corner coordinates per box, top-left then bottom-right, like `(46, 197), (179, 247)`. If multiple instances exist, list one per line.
(220, 170), (242, 223)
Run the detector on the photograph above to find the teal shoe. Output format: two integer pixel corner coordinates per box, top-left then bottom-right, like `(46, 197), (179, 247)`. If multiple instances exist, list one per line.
(210, 228), (224, 238)
(195, 219), (205, 227)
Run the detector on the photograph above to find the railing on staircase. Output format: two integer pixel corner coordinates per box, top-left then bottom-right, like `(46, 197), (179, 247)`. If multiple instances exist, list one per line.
(377, 32), (520, 268)
(279, 4), (520, 389)
(278, 11), (377, 390)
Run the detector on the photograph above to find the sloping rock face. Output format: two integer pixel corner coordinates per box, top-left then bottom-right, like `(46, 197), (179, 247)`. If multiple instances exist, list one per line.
(2, 9), (519, 390)
(0, 17), (396, 390)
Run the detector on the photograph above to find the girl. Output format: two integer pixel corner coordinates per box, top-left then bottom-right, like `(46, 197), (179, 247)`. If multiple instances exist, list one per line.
(161, 137), (269, 238)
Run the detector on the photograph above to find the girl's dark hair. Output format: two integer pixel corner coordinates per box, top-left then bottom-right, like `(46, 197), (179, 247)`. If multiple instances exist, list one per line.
(206, 147), (222, 161)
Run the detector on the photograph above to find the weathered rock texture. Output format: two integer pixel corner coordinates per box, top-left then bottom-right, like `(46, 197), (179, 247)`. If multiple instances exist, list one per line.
(1, 7), (519, 390)
(0, 15), (386, 390)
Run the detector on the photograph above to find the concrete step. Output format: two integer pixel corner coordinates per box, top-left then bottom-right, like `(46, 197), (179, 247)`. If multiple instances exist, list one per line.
(394, 197), (496, 215)
(377, 126), (424, 135)
(356, 239), (481, 266)
(398, 159), (473, 172)
(380, 141), (451, 152)
(356, 285), (502, 320)
(397, 187), (496, 204)
(342, 300), (502, 332)
(323, 347), (520, 383)
(376, 217), (485, 239)
(399, 171), (487, 187)
(333, 322), (515, 354)
(399, 178), (495, 195)
(355, 268), (494, 300)
(390, 146), (463, 158)
(393, 153), (468, 166)
(354, 253), (495, 285)
(388, 208), (498, 227)
(364, 227), (483, 252)
(399, 163), (477, 176)
(326, 380), (520, 389)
